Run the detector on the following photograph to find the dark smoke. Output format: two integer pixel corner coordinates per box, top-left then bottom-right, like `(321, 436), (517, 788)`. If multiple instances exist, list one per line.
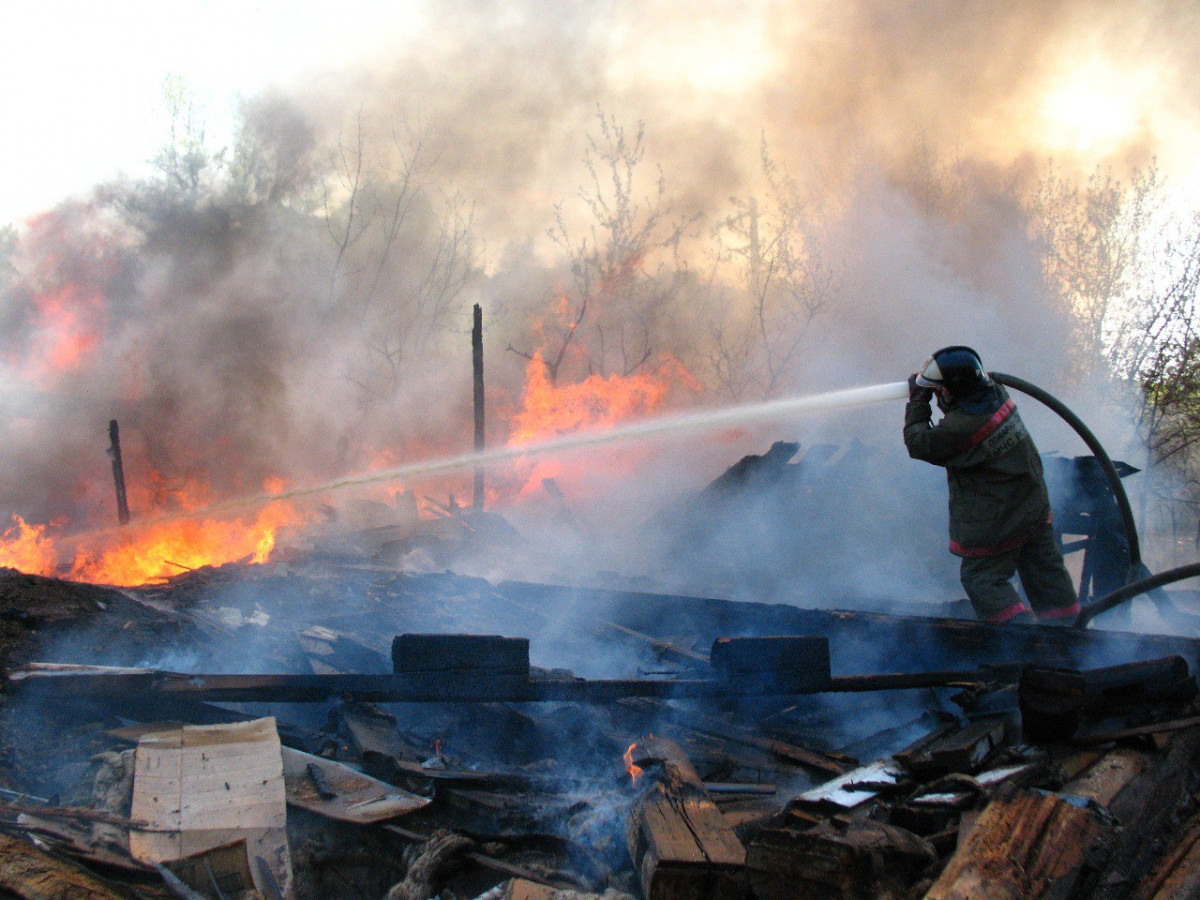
(1, 0), (1195, 608)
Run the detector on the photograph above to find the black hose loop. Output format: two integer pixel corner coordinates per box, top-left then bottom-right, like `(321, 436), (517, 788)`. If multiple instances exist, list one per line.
(991, 372), (1142, 575)
(1074, 563), (1200, 628)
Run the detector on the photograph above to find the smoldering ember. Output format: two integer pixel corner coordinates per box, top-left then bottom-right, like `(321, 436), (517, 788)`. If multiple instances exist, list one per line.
(2, 406), (1200, 900)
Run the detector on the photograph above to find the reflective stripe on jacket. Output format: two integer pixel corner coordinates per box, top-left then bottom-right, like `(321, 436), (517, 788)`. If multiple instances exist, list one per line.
(903, 383), (1052, 557)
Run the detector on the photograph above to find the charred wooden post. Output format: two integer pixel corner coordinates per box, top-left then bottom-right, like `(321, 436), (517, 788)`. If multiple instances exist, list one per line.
(472, 303), (485, 511)
(1019, 656), (1197, 743)
(625, 735), (746, 900)
(107, 419), (130, 525)
(924, 788), (1116, 900)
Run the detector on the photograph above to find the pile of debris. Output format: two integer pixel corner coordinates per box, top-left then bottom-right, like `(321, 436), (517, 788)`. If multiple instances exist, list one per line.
(3, 562), (1200, 900)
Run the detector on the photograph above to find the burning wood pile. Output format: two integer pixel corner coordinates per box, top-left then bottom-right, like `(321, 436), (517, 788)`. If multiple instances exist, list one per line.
(3, 560), (1200, 900)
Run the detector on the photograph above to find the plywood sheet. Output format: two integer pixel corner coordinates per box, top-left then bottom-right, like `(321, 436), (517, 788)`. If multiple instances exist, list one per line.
(129, 717), (291, 899)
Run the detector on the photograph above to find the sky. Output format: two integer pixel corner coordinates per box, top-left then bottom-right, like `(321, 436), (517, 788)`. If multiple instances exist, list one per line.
(0, 1), (423, 225)
(3, 1), (1198, 228)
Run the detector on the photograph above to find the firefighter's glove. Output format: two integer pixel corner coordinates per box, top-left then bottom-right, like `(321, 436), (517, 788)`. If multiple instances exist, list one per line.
(908, 374), (933, 403)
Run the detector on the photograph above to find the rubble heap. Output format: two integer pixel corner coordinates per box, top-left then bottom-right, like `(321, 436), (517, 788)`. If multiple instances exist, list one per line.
(2, 562), (1200, 900)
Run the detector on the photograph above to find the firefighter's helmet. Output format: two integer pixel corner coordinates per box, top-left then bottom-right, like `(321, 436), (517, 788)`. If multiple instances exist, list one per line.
(914, 346), (990, 396)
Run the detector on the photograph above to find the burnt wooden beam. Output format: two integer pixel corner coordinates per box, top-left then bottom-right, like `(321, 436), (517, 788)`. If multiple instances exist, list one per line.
(1019, 656), (1198, 743)
(392, 633), (529, 676)
(626, 735), (746, 900)
(8, 657), (1037, 707)
(710, 636), (830, 692)
(496, 581), (1200, 675)
(7, 668), (834, 703)
(746, 819), (936, 900)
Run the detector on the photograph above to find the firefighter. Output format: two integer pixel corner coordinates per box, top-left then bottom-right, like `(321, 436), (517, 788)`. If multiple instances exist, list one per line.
(903, 346), (1079, 624)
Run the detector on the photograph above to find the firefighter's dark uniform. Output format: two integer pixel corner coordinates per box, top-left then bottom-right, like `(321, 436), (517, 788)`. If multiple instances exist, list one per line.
(904, 382), (1080, 623)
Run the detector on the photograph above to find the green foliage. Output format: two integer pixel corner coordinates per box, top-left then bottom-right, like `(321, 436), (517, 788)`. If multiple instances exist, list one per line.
(153, 74), (225, 195)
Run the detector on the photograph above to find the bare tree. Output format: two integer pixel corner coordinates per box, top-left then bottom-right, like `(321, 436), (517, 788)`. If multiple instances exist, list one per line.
(510, 108), (693, 384)
(703, 140), (834, 401)
(1119, 216), (1200, 473)
(322, 116), (478, 401)
(1031, 162), (1162, 377)
(1030, 161), (1200, 550)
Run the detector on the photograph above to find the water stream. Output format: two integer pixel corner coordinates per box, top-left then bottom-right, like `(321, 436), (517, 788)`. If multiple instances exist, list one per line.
(218, 380), (911, 512)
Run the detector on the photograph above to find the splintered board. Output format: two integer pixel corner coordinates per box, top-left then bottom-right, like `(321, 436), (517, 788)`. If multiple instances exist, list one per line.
(281, 746), (429, 823)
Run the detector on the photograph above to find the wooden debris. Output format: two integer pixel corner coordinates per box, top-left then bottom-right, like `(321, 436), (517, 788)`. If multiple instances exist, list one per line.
(625, 735), (746, 900)
(709, 636), (831, 692)
(746, 818), (936, 900)
(128, 717), (292, 899)
(897, 718), (1007, 778)
(391, 633), (530, 677)
(0, 832), (136, 900)
(297, 626), (389, 674)
(503, 877), (636, 900)
(281, 747), (428, 823)
(383, 829), (474, 900)
(675, 707), (852, 776)
(792, 759), (903, 812)
(924, 789), (1116, 900)
(1129, 812), (1200, 900)
(1019, 656), (1198, 744)
(1066, 721), (1200, 898)
(164, 839), (256, 899)
(382, 825), (587, 893)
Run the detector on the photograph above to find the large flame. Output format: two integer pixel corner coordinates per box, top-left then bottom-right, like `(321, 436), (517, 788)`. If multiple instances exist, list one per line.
(509, 352), (673, 446)
(0, 516), (59, 575)
(0, 476), (310, 587)
(504, 352), (692, 501)
(65, 502), (304, 586)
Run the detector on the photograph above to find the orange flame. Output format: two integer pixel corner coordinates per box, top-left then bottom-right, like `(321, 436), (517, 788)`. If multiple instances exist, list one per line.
(510, 352), (671, 446)
(623, 742), (644, 785)
(0, 470), (310, 587)
(62, 502), (305, 586)
(503, 352), (699, 502)
(22, 284), (106, 386)
(0, 516), (59, 575)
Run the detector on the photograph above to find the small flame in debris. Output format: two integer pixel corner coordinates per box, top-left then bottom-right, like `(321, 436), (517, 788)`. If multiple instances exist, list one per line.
(623, 742), (643, 785)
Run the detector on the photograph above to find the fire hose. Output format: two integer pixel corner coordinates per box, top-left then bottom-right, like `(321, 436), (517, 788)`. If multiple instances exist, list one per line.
(989, 372), (1200, 629)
